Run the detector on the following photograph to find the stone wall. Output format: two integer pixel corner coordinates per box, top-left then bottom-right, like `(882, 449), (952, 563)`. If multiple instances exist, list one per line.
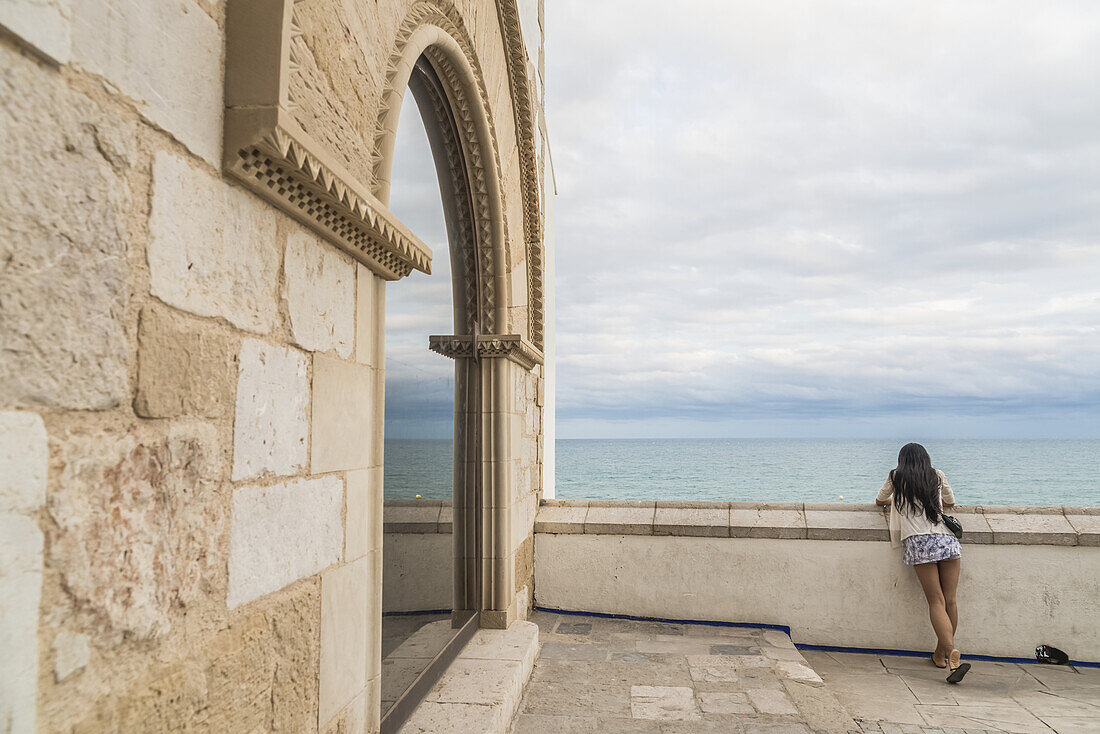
(0, 1), (550, 731)
(534, 501), (1100, 662)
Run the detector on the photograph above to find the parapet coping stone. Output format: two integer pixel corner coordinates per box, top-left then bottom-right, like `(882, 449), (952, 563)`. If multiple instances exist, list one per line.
(530, 499), (1100, 546)
(383, 502), (442, 533)
(380, 499), (1100, 546)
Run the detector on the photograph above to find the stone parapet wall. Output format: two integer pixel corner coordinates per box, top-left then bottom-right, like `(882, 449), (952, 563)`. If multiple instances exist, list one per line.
(534, 499), (1100, 546)
(532, 500), (1100, 663)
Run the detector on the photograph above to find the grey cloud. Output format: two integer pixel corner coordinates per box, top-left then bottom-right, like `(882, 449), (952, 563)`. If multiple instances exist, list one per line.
(383, 1), (1100, 438)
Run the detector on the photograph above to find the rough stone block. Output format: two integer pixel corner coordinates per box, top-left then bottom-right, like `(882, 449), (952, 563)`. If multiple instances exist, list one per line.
(0, 412), (47, 514)
(0, 513), (43, 734)
(69, 580), (320, 733)
(284, 230), (355, 357)
(48, 425), (225, 638)
(730, 508), (807, 539)
(311, 355), (377, 473)
(319, 555), (371, 726)
(654, 506), (729, 538)
(228, 476), (342, 608)
(1066, 514), (1100, 547)
(232, 339), (309, 481)
(984, 513), (1077, 546)
(52, 630), (91, 682)
(0, 0), (72, 64)
(71, 0), (222, 165)
(135, 305), (235, 419)
(149, 151), (279, 334)
(0, 50), (130, 410)
(585, 504), (655, 535)
(805, 509), (889, 541)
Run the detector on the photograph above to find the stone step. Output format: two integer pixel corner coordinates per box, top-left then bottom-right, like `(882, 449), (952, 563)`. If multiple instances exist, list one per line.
(397, 621), (540, 734)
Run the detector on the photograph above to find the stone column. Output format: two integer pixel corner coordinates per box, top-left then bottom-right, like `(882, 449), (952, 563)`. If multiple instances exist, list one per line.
(430, 335), (542, 629)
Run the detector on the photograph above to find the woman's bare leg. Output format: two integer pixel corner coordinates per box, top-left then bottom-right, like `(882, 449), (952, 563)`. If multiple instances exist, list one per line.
(938, 557), (961, 634)
(914, 562), (954, 665)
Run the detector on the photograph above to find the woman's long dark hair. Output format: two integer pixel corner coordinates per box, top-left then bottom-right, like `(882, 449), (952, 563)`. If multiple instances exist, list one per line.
(890, 443), (941, 523)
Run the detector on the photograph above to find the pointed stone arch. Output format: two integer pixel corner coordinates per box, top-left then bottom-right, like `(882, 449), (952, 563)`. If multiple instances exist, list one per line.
(368, 2), (543, 628)
(371, 0), (546, 350)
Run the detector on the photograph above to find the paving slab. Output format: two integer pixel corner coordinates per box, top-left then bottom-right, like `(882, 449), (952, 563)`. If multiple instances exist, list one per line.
(915, 703), (1052, 733)
(746, 687), (799, 715)
(1034, 716), (1100, 734)
(631, 685), (703, 721)
(698, 690), (754, 714)
(510, 713), (597, 733)
(805, 646), (1100, 734)
(782, 680), (858, 731)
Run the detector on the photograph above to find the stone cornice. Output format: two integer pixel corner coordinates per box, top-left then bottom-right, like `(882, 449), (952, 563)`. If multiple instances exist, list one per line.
(224, 0), (432, 280)
(428, 334), (543, 369)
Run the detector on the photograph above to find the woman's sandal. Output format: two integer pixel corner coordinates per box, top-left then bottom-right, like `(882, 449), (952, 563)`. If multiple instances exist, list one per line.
(930, 653), (947, 669)
(946, 649), (971, 684)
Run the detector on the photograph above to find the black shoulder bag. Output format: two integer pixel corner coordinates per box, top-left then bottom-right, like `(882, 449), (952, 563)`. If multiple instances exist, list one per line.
(938, 475), (963, 540)
(940, 513), (963, 540)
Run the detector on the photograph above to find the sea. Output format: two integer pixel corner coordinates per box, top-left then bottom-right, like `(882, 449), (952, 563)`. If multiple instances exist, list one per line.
(384, 438), (1100, 507)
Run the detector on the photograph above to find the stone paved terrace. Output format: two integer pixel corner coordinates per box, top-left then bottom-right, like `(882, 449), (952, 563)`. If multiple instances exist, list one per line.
(802, 648), (1100, 734)
(508, 611), (1100, 733)
(510, 610), (858, 733)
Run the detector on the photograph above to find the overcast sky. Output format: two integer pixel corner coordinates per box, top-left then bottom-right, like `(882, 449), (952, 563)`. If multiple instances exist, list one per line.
(387, 0), (1100, 439)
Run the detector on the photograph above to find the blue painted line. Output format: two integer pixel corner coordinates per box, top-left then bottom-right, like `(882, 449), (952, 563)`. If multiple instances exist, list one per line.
(798, 642), (1100, 668)
(382, 609), (451, 617)
(534, 606), (1100, 668)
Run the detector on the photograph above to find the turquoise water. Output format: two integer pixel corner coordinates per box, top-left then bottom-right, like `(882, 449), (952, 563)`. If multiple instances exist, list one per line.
(384, 438), (1100, 507)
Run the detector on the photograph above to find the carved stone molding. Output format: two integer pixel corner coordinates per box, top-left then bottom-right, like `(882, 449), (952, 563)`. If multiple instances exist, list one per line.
(224, 0), (432, 280)
(371, 2), (506, 334)
(494, 0), (546, 348)
(429, 334), (543, 371)
(370, 1), (546, 348)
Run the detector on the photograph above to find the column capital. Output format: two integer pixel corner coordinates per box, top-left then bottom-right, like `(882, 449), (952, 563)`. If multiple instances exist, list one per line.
(428, 334), (543, 370)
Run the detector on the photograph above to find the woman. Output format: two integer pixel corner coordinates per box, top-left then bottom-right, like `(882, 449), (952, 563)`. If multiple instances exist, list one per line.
(876, 443), (970, 684)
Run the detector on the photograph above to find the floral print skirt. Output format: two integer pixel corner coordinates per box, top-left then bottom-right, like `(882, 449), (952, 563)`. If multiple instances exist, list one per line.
(902, 533), (962, 566)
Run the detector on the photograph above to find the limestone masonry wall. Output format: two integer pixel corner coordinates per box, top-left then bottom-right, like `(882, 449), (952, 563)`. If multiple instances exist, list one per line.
(0, 0), (551, 731)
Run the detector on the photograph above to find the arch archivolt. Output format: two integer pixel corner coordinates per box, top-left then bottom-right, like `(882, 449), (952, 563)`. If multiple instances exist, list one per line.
(370, 0), (545, 349)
